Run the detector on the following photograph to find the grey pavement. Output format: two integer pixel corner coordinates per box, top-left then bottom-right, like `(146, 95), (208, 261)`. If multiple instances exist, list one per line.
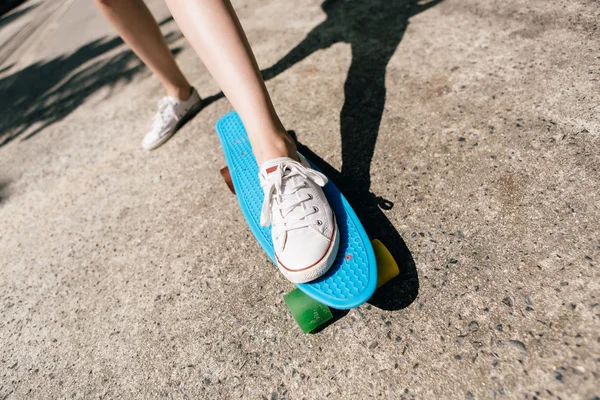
(0, 0), (599, 398)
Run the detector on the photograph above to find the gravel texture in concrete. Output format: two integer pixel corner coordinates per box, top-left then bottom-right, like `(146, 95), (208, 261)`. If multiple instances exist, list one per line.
(0, 0), (599, 398)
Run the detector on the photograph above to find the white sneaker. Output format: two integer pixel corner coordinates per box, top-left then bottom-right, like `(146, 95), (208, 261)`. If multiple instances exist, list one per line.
(141, 88), (203, 150)
(259, 156), (340, 283)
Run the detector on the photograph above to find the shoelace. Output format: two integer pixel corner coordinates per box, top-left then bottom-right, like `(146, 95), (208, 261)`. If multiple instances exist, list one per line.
(260, 160), (328, 237)
(151, 97), (178, 131)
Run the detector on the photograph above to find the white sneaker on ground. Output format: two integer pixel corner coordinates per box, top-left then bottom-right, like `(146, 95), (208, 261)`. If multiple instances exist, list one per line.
(141, 87), (203, 150)
(259, 156), (340, 283)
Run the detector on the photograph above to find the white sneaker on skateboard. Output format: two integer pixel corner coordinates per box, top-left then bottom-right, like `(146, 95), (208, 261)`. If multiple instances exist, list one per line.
(259, 156), (340, 283)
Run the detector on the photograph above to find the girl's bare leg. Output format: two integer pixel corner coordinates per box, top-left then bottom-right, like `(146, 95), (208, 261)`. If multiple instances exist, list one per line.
(94, 0), (192, 100)
(164, 0), (296, 165)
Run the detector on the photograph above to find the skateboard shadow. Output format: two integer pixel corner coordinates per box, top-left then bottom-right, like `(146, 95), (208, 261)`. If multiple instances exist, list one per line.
(290, 132), (418, 315)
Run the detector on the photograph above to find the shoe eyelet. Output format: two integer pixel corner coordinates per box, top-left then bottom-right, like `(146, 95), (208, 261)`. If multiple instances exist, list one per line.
(313, 206), (319, 212)
(307, 194), (313, 200)
(317, 220), (323, 226)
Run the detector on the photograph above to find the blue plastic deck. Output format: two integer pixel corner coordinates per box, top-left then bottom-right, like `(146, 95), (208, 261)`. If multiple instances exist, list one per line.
(216, 112), (377, 309)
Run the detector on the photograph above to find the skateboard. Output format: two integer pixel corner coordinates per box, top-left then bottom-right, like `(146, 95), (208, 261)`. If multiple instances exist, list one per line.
(216, 112), (399, 333)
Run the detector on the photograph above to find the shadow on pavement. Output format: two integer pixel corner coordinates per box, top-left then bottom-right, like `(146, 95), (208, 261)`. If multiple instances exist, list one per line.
(265, 0), (444, 316)
(0, 3), (38, 29)
(0, 0), (29, 19)
(0, 180), (10, 205)
(263, 0), (443, 191)
(0, 20), (183, 147)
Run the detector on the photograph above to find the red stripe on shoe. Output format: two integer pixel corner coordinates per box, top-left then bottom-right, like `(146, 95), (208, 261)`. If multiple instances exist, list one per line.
(277, 214), (337, 272)
(266, 166), (278, 174)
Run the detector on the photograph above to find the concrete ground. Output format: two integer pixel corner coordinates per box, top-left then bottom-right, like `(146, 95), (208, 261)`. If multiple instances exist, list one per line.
(0, 0), (598, 398)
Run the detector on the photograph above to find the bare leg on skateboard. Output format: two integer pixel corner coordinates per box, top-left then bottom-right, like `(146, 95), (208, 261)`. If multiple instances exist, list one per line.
(165, 0), (339, 282)
(164, 0), (297, 165)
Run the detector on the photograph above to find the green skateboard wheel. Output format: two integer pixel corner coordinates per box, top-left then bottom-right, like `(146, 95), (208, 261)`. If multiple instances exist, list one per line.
(284, 288), (333, 334)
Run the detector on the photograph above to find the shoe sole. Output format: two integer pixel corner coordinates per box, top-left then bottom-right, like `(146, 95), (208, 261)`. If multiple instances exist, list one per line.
(278, 221), (341, 284)
(142, 99), (204, 151)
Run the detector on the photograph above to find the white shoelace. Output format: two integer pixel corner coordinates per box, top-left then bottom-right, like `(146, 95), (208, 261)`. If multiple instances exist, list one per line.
(151, 97), (178, 131)
(260, 160), (328, 237)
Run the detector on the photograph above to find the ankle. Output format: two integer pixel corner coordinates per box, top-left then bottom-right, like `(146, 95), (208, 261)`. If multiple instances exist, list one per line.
(165, 84), (192, 101)
(253, 130), (297, 166)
